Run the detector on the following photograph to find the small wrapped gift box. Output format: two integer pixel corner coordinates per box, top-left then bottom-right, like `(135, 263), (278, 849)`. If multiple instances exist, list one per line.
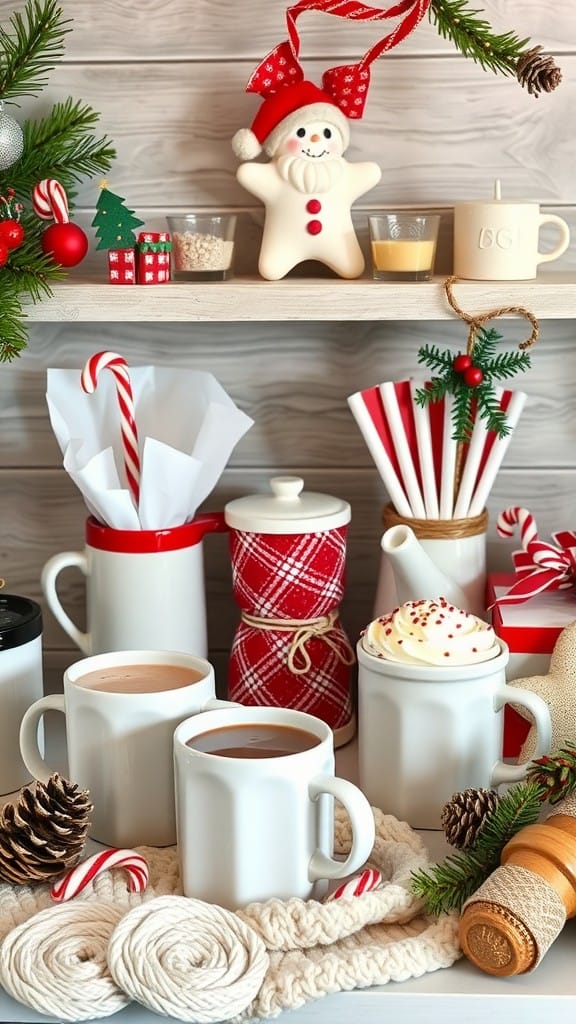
(136, 231), (171, 284)
(107, 248), (136, 284)
(487, 572), (576, 756)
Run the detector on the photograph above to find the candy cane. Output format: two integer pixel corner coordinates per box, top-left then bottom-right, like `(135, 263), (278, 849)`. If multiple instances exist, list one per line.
(32, 179), (70, 224)
(50, 849), (149, 903)
(496, 506), (538, 547)
(81, 350), (141, 507)
(324, 868), (382, 903)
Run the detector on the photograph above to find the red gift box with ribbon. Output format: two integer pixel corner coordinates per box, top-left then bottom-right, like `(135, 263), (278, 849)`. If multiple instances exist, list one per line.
(487, 506), (576, 756)
(136, 232), (171, 284)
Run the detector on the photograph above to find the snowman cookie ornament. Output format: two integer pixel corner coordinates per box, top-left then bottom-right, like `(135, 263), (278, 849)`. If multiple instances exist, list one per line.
(232, 0), (432, 280)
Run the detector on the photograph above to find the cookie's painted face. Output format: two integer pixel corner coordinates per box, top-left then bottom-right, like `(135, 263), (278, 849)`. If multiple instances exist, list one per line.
(279, 121), (343, 160)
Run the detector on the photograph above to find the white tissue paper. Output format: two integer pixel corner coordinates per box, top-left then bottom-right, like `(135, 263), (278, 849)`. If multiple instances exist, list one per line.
(46, 365), (254, 530)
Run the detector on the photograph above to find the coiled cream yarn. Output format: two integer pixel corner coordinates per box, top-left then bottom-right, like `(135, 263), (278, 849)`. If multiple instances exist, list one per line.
(0, 807), (461, 1022)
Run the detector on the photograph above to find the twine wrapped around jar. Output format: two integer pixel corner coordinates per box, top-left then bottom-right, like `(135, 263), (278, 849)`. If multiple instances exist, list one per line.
(382, 503), (489, 540)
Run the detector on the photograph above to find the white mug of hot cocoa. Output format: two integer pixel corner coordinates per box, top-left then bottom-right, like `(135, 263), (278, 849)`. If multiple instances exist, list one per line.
(174, 706), (376, 908)
(19, 650), (235, 848)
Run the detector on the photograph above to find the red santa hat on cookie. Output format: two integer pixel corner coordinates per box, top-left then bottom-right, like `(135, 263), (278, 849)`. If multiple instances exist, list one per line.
(232, 80), (350, 161)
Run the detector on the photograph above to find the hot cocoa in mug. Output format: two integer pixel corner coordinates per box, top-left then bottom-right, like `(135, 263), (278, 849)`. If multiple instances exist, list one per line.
(185, 721), (320, 758)
(19, 649), (236, 847)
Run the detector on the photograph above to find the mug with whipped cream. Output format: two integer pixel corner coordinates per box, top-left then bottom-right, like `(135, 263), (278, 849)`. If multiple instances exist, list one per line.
(357, 597), (552, 829)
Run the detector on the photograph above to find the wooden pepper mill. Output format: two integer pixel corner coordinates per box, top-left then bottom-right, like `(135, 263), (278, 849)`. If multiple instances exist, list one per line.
(459, 792), (576, 975)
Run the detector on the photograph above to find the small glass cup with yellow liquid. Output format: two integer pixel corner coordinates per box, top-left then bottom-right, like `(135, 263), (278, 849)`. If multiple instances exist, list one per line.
(369, 213), (440, 281)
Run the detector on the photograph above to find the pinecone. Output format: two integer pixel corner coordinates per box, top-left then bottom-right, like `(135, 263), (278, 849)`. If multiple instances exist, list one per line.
(516, 46), (562, 97)
(527, 743), (576, 804)
(441, 787), (500, 849)
(0, 773), (92, 885)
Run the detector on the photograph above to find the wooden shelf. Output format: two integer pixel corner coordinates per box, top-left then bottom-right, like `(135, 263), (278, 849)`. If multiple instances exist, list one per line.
(24, 272), (576, 323)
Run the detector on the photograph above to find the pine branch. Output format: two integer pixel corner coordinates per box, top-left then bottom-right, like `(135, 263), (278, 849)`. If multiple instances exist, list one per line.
(451, 387), (474, 441)
(486, 351), (532, 379)
(416, 343), (454, 373)
(0, 279), (29, 361)
(0, 0), (70, 101)
(470, 326), (500, 363)
(474, 382), (510, 436)
(414, 378), (449, 407)
(15, 100), (115, 201)
(429, 0), (530, 78)
(411, 781), (544, 915)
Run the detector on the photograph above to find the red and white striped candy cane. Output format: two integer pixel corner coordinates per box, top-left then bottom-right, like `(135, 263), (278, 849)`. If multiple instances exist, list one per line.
(81, 350), (141, 507)
(324, 868), (382, 903)
(32, 179), (70, 224)
(496, 506), (539, 547)
(50, 848), (149, 903)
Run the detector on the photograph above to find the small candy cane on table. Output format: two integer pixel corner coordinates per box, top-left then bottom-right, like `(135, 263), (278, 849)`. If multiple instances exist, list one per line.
(81, 350), (141, 508)
(51, 848), (149, 903)
(324, 868), (382, 903)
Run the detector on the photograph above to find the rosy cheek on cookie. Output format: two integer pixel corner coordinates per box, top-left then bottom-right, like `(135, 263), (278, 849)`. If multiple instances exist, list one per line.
(285, 138), (301, 154)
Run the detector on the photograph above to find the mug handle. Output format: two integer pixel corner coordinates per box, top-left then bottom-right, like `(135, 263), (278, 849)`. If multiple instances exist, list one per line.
(41, 552), (90, 654)
(19, 695), (66, 783)
(490, 683), (552, 787)
(307, 774), (375, 881)
(537, 214), (570, 265)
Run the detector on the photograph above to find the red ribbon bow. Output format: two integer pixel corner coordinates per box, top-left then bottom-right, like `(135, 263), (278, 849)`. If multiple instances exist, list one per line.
(246, 0), (431, 118)
(490, 505), (576, 607)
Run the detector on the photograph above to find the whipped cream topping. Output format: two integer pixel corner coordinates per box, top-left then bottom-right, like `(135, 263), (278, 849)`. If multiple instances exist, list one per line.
(361, 597), (500, 667)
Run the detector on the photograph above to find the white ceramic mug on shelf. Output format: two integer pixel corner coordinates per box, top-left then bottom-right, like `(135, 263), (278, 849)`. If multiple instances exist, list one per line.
(174, 705), (375, 907)
(19, 650), (236, 847)
(453, 201), (570, 280)
(41, 513), (226, 659)
(357, 640), (552, 830)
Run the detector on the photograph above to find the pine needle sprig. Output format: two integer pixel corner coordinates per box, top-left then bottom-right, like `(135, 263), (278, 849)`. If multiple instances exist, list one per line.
(411, 781), (544, 915)
(429, 0), (529, 78)
(0, 282), (28, 361)
(0, 0), (70, 101)
(415, 327), (531, 443)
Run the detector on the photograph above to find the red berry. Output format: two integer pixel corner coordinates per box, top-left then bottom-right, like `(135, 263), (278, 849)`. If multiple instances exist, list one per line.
(0, 219), (24, 250)
(464, 365), (484, 387)
(453, 354), (472, 374)
(0, 240), (8, 267)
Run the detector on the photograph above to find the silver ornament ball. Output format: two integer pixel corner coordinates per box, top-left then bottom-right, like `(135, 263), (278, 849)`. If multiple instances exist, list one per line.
(0, 110), (24, 171)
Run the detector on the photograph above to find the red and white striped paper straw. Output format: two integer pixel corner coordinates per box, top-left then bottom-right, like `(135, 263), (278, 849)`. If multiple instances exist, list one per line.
(50, 849), (149, 902)
(81, 351), (141, 508)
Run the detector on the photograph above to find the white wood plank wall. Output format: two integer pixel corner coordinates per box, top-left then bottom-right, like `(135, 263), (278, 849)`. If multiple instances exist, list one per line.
(1, 0), (575, 692)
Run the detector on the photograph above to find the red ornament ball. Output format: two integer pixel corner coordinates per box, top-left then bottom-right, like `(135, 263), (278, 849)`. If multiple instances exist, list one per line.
(41, 222), (88, 267)
(0, 239), (8, 267)
(453, 354), (472, 374)
(0, 219), (24, 250)
(464, 365), (484, 387)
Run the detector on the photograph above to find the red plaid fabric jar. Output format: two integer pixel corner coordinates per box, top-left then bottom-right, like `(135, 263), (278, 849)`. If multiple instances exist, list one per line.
(225, 477), (355, 747)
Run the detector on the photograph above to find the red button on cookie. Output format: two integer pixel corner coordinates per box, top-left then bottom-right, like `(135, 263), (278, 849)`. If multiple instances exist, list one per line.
(307, 219), (322, 235)
(306, 199), (321, 214)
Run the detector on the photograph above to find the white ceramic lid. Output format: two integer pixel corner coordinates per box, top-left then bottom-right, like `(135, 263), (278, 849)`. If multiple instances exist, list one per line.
(224, 476), (351, 534)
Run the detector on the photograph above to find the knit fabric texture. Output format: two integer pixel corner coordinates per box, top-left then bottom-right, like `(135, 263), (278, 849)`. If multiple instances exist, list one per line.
(0, 806), (461, 1022)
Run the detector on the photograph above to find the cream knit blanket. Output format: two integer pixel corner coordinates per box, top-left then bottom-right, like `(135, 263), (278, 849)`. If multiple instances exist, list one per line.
(0, 807), (461, 1022)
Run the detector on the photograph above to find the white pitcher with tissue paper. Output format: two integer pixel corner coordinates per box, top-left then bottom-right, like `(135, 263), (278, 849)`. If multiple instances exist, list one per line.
(42, 513), (227, 657)
(374, 503), (488, 618)
(43, 358), (253, 656)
